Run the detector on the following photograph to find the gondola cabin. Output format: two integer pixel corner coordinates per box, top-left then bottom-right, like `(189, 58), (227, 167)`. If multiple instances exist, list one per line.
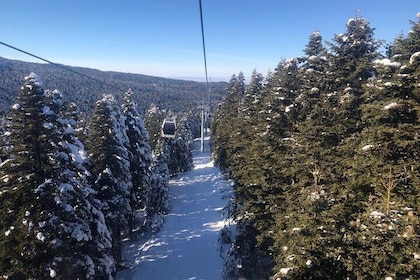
(161, 118), (177, 138)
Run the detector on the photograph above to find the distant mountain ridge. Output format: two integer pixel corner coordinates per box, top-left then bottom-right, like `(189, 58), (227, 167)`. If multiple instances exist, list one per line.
(0, 56), (227, 117)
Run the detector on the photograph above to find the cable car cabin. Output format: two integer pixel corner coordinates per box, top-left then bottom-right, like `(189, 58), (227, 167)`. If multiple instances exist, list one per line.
(161, 118), (177, 138)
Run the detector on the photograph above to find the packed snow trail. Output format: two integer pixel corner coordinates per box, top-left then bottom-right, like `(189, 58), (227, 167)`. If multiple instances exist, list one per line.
(117, 136), (232, 280)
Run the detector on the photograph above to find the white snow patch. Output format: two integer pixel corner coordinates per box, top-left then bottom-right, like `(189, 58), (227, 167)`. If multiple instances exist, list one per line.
(36, 232), (46, 242)
(410, 51), (420, 64)
(370, 211), (386, 219)
(42, 105), (53, 115)
(362, 144), (375, 151)
(194, 160), (214, 170)
(54, 196), (63, 205)
(285, 104), (295, 113)
(384, 102), (399, 110)
(202, 220), (228, 231)
(308, 191), (320, 200)
(43, 122), (53, 129)
(308, 55), (317, 61)
(280, 267), (293, 275)
(64, 204), (74, 213)
(5, 226), (14, 236)
(24, 72), (43, 86)
(373, 58), (401, 68)
(344, 86), (352, 93)
(59, 183), (74, 193)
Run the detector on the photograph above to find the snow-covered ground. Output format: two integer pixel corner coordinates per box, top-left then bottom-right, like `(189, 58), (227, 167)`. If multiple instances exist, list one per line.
(117, 136), (232, 280)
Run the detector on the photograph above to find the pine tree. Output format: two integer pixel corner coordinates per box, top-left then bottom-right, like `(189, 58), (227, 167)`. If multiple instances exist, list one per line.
(301, 31), (330, 101)
(340, 16), (420, 278)
(211, 13), (420, 280)
(166, 114), (194, 175)
(147, 138), (170, 231)
(85, 94), (132, 265)
(143, 104), (165, 152)
(0, 72), (49, 278)
(328, 16), (382, 91)
(211, 73), (245, 171)
(0, 74), (115, 278)
(122, 89), (153, 232)
(41, 89), (115, 278)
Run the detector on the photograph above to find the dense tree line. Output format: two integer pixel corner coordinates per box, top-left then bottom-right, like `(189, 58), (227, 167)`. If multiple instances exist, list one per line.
(212, 15), (420, 279)
(0, 73), (195, 278)
(0, 57), (227, 119)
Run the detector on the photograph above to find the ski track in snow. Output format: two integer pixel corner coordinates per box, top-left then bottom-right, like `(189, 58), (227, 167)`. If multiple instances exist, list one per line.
(117, 136), (231, 280)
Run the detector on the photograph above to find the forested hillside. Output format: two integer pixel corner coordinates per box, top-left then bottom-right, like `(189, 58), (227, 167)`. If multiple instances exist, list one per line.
(0, 57), (227, 118)
(212, 15), (420, 279)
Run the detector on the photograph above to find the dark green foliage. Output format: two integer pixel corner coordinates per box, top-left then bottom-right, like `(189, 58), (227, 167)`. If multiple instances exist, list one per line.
(213, 15), (420, 279)
(142, 104), (196, 231)
(166, 113), (194, 175)
(85, 94), (133, 265)
(144, 105), (195, 176)
(122, 89), (153, 231)
(143, 104), (166, 152)
(0, 74), (115, 278)
(0, 73), (47, 277)
(0, 67), (198, 277)
(146, 141), (171, 231)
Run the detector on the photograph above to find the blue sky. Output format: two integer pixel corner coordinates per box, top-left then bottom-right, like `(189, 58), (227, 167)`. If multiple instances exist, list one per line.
(1, 1), (419, 81)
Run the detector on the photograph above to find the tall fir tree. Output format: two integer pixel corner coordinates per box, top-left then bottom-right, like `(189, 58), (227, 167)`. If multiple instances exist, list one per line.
(147, 138), (170, 231)
(0, 74), (115, 278)
(122, 89), (153, 232)
(85, 94), (133, 264)
(166, 113), (194, 175)
(0, 72), (51, 278)
(143, 104), (165, 153)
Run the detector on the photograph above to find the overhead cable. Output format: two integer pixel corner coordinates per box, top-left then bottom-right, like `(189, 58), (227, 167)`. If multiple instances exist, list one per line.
(198, 0), (211, 107)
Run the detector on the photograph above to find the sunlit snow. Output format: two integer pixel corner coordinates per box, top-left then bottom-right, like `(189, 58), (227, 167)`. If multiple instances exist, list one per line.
(373, 58), (401, 68)
(409, 51), (420, 64)
(384, 102), (399, 110)
(117, 136), (232, 280)
(362, 144), (375, 151)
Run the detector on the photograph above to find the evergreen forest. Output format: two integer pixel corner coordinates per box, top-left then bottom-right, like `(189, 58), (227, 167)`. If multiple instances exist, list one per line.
(1, 11), (420, 280)
(0, 57), (227, 118)
(0, 71), (199, 278)
(212, 15), (420, 279)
